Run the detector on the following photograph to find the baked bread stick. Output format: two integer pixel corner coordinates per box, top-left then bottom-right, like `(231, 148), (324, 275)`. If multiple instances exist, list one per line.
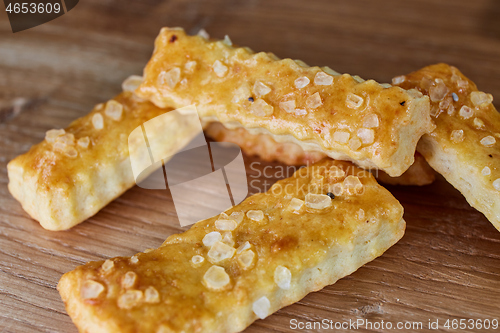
(7, 90), (200, 230)
(136, 27), (433, 177)
(205, 121), (435, 185)
(58, 159), (405, 333)
(395, 64), (500, 230)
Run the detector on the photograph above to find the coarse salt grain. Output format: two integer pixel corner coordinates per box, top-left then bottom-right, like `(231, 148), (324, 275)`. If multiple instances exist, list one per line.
(429, 79), (449, 102)
(357, 208), (365, 220)
(237, 250), (255, 269)
(314, 72), (333, 85)
(80, 280), (105, 300)
(493, 178), (500, 191)
(192, 255), (205, 266)
(203, 265), (230, 290)
(480, 136), (496, 147)
(474, 118), (485, 129)
(45, 129), (65, 143)
(197, 29), (209, 39)
(92, 113), (104, 130)
(237, 241), (252, 254)
(253, 296), (271, 319)
(343, 176), (363, 194)
(279, 100), (296, 113)
(294, 76), (310, 89)
(274, 266), (291, 290)
(213, 60), (228, 77)
(450, 130), (464, 143)
(328, 166), (346, 180)
(130, 255), (139, 264)
(459, 105), (473, 119)
(470, 91), (493, 106)
(357, 128), (375, 145)
(101, 259), (114, 273)
(288, 198), (304, 212)
(346, 93), (363, 109)
(223, 35), (232, 46)
(104, 100), (123, 121)
(328, 183), (343, 196)
(203, 231), (222, 247)
(121, 271), (137, 289)
(392, 75), (406, 85)
(306, 92), (322, 109)
(247, 210), (265, 222)
(363, 114), (379, 128)
(64, 147), (78, 158)
(232, 84), (251, 103)
(221, 232), (234, 247)
(158, 67), (181, 89)
(144, 286), (160, 303)
(482, 166), (491, 176)
(230, 211), (244, 224)
(250, 98), (274, 117)
(207, 241), (236, 263)
(77, 136), (90, 148)
(333, 131), (350, 144)
(122, 75), (143, 92)
(349, 137), (362, 151)
(184, 61), (197, 73)
(215, 219), (238, 231)
(117, 290), (143, 309)
(305, 193), (331, 209)
(253, 81), (272, 97)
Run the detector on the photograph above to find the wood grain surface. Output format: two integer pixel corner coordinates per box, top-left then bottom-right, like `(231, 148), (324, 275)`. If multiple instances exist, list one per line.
(1, 0), (500, 332)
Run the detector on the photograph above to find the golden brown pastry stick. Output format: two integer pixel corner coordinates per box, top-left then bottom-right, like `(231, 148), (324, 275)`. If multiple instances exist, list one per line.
(7, 90), (200, 230)
(205, 121), (435, 186)
(395, 64), (500, 230)
(136, 27), (433, 177)
(58, 159), (405, 333)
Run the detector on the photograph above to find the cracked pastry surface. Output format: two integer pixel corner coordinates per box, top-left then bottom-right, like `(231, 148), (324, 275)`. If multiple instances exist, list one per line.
(136, 27), (434, 177)
(7, 91), (198, 230)
(205, 121), (435, 186)
(395, 63), (500, 230)
(58, 159), (405, 333)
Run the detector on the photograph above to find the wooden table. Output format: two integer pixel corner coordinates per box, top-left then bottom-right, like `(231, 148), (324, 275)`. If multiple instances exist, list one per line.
(1, 0), (500, 332)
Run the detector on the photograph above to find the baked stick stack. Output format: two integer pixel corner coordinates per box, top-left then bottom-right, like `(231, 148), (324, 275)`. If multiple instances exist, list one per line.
(58, 159), (405, 333)
(137, 28), (433, 177)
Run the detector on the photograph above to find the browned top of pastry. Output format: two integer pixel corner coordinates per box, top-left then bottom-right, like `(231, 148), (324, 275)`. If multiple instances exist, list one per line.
(9, 92), (172, 192)
(58, 159), (404, 333)
(395, 64), (500, 195)
(137, 27), (433, 176)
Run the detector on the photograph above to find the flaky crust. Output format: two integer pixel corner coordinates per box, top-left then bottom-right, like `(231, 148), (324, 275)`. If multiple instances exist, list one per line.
(7, 92), (196, 230)
(137, 28), (433, 177)
(396, 64), (500, 230)
(204, 121), (325, 165)
(58, 159), (405, 333)
(205, 121), (435, 186)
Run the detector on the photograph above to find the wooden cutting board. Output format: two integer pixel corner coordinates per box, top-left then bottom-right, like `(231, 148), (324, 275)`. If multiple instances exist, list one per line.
(1, 0), (500, 332)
